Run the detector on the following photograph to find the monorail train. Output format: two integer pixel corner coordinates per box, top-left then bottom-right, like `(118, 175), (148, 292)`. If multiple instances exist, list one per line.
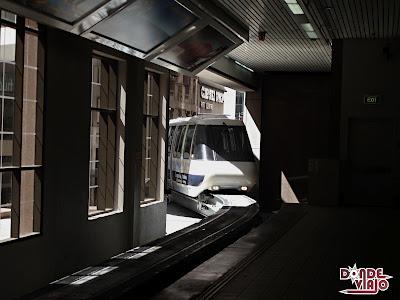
(167, 114), (257, 198)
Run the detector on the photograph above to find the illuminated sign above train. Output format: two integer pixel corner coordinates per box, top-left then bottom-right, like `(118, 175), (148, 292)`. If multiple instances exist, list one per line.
(200, 86), (224, 103)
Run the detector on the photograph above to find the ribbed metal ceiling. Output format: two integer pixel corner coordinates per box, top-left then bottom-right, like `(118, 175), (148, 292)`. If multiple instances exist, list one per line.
(308, 0), (400, 40)
(216, 0), (400, 72)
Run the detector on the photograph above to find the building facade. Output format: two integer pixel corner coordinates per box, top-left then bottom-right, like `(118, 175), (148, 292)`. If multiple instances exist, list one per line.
(169, 72), (225, 119)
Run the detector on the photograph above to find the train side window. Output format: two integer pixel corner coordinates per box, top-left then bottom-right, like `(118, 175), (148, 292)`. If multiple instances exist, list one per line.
(191, 125), (214, 160)
(183, 125), (195, 159)
(175, 125), (187, 158)
(168, 126), (176, 154)
(172, 126), (183, 158)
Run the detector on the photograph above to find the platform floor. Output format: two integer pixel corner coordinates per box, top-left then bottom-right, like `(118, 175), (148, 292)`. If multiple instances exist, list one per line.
(213, 206), (400, 300)
(166, 202), (202, 235)
(155, 205), (400, 300)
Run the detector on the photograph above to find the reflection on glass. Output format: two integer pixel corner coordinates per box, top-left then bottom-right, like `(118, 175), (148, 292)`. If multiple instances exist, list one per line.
(159, 26), (234, 71)
(88, 57), (118, 215)
(1, 25), (16, 170)
(183, 125), (195, 157)
(89, 110), (100, 211)
(25, 19), (39, 31)
(0, 15), (43, 242)
(14, 0), (108, 23)
(0, 171), (12, 241)
(143, 72), (159, 116)
(94, 0), (197, 53)
(0, 26), (16, 62)
(192, 125), (253, 162)
(1, 11), (17, 23)
(142, 71), (160, 203)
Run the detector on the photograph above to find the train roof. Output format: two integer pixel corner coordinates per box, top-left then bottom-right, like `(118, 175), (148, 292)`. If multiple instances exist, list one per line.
(169, 114), (244, 126)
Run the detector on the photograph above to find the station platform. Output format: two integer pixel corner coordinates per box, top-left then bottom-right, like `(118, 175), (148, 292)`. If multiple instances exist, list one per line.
(21, 203), (399, 299)
(154, 205), (400, 300)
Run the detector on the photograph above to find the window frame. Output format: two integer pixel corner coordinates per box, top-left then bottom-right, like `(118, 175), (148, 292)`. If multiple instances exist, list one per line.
(0, 11), (44, 243)
(141, 69), (165, 205)
(88, 54), (125, 218)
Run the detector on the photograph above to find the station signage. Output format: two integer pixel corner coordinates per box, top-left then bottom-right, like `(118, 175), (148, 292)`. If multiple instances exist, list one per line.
(200, 86), (224, 103)
(364, 95), (380, 104)
(200, 101), (213, 110)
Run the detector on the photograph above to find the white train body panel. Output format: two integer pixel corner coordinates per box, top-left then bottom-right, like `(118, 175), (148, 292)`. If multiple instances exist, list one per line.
(167, 115), (258, 198)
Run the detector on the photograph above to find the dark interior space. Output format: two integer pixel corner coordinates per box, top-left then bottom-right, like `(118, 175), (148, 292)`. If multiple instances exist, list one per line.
(0, 0), (399, 299)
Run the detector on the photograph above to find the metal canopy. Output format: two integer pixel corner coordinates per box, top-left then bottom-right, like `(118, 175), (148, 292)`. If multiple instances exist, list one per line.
(0, 0), (248, 75)
(215, 0), (400, 73)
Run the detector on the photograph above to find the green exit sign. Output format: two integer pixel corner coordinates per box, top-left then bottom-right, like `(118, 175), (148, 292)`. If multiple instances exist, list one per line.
(364, 95), (381, 104)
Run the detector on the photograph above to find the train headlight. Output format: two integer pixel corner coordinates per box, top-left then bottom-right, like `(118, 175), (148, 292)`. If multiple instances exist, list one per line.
(240, 186), (248, 191)
(210, 185), (220, 191)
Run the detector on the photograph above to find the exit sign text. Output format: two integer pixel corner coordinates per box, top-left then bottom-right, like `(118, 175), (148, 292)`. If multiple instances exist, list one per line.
(364, 95), (381, 104)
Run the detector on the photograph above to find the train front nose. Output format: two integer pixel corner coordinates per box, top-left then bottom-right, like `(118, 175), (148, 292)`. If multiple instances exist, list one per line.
(204, 161), (257, 192)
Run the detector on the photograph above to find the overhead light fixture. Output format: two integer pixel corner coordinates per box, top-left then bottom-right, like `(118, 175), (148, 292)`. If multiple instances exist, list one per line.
(306, 31), (318, 39)
(301, 23), (314, 32)
(287, 3), (304, 14)
(284, 1), (322, 41)
(234, 60), (254, 72)
(301, 22), (318, 39)
(284, 0), (304, 14)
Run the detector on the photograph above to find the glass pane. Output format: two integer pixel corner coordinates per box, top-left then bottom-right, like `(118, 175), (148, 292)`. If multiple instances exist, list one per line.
(91, 84), (101, 108)
(92, 58), (101, 84)
(3, 98), (14, 132)
(93, 0), (197, 53)
(173, 126), (183, 158)
(90, 111), (100, 163)
(0, 26), (16, 62)
(193, 125), (253, 162)
(0, 171), (12, 241)
(142, 115), (158, 201)
(144, 72), (160, 116)
(20, 170), (40, 237)
(89, 111), (100, 214)
(2, 62), (15, 98)
(192, 125), (213, 160)
(1, 11), (16, 23)
(13, 0), (108, 23)
(25, 19), (39, 31)
(183, 125), (195, 157)
(1, 134), (13, 167)
(168, 126), (175, 153)
(159, 26), (234, 71)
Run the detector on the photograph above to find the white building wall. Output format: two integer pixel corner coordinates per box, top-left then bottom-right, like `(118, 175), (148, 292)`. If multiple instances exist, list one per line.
(243, 99), (261, 160)
(223, 88), (260, 160)
(223, 87), (236, 116)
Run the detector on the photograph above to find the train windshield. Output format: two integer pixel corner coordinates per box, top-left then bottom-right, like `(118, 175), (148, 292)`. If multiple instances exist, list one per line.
(192, 125), (254, 161)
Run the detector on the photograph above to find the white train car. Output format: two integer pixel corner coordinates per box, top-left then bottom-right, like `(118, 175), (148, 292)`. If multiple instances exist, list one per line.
(167, 114), (257, 198)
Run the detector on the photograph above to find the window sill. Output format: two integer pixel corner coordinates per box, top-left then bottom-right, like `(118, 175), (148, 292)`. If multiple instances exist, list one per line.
(140, 199), (164, 208)
(88, 209), (123, 220)
(0, 232), (40, 245)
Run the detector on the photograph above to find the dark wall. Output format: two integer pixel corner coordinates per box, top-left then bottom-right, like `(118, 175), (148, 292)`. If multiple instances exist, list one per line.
(260, 72), (338, 210)
(260, 39), (400, 210)
(338, 39), (400, 206)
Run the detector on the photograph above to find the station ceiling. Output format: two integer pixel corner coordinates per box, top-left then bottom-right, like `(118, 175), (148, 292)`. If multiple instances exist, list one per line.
(2, 0), (399, 75)
(216, 0), (400, 73)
